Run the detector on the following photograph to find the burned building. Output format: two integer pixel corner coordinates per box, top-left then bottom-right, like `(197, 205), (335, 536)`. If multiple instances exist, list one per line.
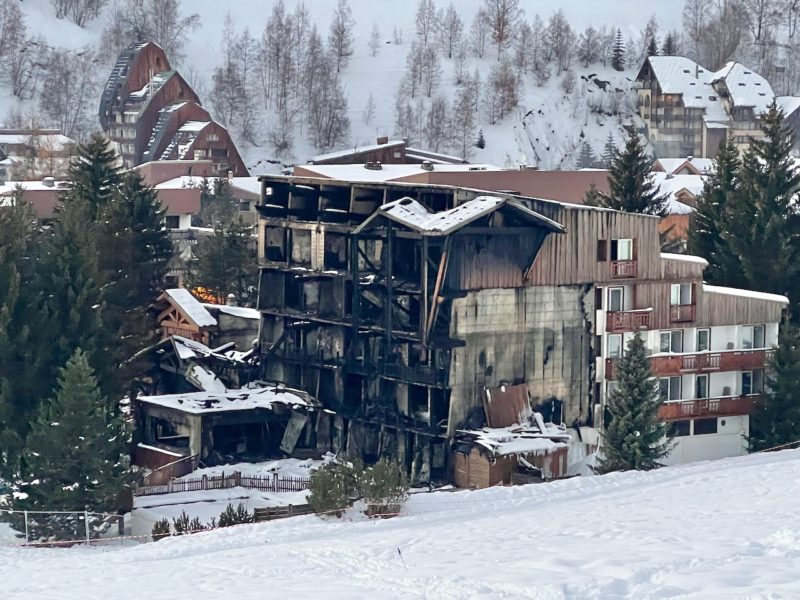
(254, 172), (788, 482)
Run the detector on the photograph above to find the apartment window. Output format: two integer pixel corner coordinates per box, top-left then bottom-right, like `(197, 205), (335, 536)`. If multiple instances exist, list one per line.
(660, 330), (683, 353)
(608, 287), (624, 312)
(610, 239), (633, 261)
(164, 215), (180, 229)
(694, 418), (718, 435)
(670, 283), (692, 306)
(697, 328), (710, 352)
(742, 370), (764, 396)
(606, 380), (619, 399)
(742, 325), (766, 349)
(608, 334), (623, 359)
(669, 420), (691, 437)
(695, 374), (709, 399)
(659, 376), (681, 401)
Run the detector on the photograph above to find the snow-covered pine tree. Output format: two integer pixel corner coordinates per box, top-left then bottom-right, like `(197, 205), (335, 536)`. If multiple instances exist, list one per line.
(476, 128), (486, 149)
(13, 349), (129, 540)
(599, 128), (667, 216)
(62, 133), (122, 219)
(611, 28), (625, 71)
(749, 323), (800, 450)
(599, 333), (671, 473)
(687, 136), (745, 287)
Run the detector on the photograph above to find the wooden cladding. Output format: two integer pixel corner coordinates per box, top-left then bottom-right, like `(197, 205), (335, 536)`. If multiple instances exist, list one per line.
(605, 349), (773, 380)
(658, 395), (757, 421)
(606, 310), (653, 332)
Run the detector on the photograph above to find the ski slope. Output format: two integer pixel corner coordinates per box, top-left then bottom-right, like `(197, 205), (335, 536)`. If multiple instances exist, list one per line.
(4, 450), (800, 599)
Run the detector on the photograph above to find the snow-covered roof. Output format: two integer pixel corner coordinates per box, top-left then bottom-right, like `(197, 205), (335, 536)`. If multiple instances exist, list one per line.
(703, 284), (789, 305)
(187, 364), (226, 393)
(179, 121), (211, 133)
(295, 162), (502, 183)
(713, 62), (774, 113)
(165, 288), (217, 327)
(155, 176), (207, 190)
(777, 96), (800, 118)
(644, 56), (728, 123)
(354, 196), (564, 236)
(136, 385), (315, 415)
(310, 139), (406, 163)
(0, 133), (75, 151)
(229, 177), (261, 195)
(661, 253), (708, 266)
(654, 157), (714, 176)
(0, 180), (68, 194)
(457, 422), (571, 457)
(651, 172), (705, 215)
(203, 304), (261, 320)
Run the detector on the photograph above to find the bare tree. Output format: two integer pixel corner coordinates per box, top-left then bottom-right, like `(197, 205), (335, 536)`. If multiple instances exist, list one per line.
(394, 91), (416, 142)
(546, 10), (576, 72)
(362, 93), (377, 125)
(415, 0), (439, 47)
(470, 8), (490, 58)
(328, 0), (355, 72)
(51, 0), (108, 27)
(577, 26), (601, 67)
(425, 96), (451, 152)
(39, 47), (99, 140)
(483, 0), (521, 57)
(308, 66), (350, 150)
(561, 69), (576, 94)
(438, 3), (463, 58)
(405, 42), (425, 98)
(369, 22), (381, 57)
(0, 4), (46, 101)
(421, 44), (442, 97)
(483, 59), (517, 123)
(451, 84), (475, 159)
(453, 39), (470, 84)
(635, 15), (659, 66)
(513, 20), (533, 75)
(393, 26), (404, 45)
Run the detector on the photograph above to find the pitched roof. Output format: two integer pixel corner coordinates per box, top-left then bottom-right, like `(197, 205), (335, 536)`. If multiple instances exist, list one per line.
(643, 56), (728, 123)
(713, 62), (774, 113)
(164, 288), (217, 328)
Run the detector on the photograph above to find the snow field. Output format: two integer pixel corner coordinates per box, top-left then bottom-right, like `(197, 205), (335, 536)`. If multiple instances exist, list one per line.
(4, 449), (800, 599)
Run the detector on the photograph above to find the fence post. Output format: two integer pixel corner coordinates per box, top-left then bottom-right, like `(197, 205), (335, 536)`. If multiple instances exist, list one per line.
(235, 471), (241, 487)
(202, 474), (208, 491)
(273, 472), (278, 492)
(118, 514), (124, 536)
(288, 504), (293, 517)
(23, 510), (29, 544)
(84, 510), (90, 546)
(168, 479), (174, 494)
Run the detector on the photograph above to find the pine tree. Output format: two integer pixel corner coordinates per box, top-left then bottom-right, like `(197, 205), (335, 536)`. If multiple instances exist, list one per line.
(599, 128), (667, 216)
(724, 102), (800, 312)
(584, 182), (602, 206)
(191, 222), (258, 306)
(687, 136), (745, 287)
(647, 36), (658, 57)
(749, 324), (800, 451)
(600, 333), (671, 473)
(611, 28), (625, 71)
(13, 349), (129, 540)
(577, 140), (598, 169)
(661, 32), (677, 56)
(476, 128), (486, 149)
(61, 134), (121, 219)
(601, 132), (617, 167)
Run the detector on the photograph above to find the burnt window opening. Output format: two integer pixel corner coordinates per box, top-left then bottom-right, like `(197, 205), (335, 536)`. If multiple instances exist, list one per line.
(408, 385), (429, 422)
(150, 417), (189, 450)
(324, 232), (348, 270)
(285, 276), (304, 312)
(264, 226), (287, 262)
(290, 229), (312, 267)
(258, 271), (284, 310)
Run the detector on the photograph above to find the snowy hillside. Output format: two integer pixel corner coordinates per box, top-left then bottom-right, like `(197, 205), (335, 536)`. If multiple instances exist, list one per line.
(3, 0), (686, 172)
(5, 449), (800, 598)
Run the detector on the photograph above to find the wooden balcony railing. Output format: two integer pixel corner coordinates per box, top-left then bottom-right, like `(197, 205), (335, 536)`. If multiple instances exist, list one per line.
(658, 395), (758, 421)
(606, 309), (653, 333)
(605, 349), (773, 380)
(611, 260), (638, 279)
(670, 304), (696, 323)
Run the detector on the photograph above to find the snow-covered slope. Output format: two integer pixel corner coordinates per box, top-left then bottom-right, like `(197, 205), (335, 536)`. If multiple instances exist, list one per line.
(6, 0), (685, 172)
(4, 449), (800, 599)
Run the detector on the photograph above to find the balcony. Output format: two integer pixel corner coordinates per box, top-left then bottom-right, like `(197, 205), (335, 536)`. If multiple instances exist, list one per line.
(605, 349), (773, 380)
(606, 309), (653, 333)
(611, 260), (638, 279)
(381, 362), (450, 389)
(658, 395), (758, 421)
(670, 304), (696, 323)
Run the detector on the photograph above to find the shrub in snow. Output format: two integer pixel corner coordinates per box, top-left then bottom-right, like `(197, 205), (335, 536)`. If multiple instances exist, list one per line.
(361, 460), (408, 518)
(307, 459), (360, 516)
(218, 502), (253, 527)
(172, 511), (206, 535)
(152, 518), (171, 542)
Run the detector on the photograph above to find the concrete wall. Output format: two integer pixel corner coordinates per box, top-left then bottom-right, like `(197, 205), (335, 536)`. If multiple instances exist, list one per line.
(448, 285), (595, 434)
(662, 415), (748, 466)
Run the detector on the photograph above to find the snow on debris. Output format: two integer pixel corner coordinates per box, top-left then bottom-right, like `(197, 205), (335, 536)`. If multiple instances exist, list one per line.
(165, 288), (217, 327)
(703, 284), (789, 304)
(136, 384), (314, 415)
(187, 364), (226, 393)
(203, 303), (261, 320)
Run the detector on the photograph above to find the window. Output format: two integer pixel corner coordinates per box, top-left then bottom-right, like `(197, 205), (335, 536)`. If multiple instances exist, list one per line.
(697, 329), (710, 352)
(610, 239), (633, 261)
(659, 376), (681, 401)
(695, 374), (709, 399)
(608, 287), (624, 312)
(606, 381), (619, 399)
(608, 334), (623, 359)
(207, 133), (220, 142)
(742, 370), (764, 395)
(597, 240), (608, 261)
(669, 420), (691, 437)
(660, 330), (683, 353)
(693, 418), (718, 435)
(670, 283), (692, 306)
(742, 325), (766, 349)
(164, 215), (180, 229)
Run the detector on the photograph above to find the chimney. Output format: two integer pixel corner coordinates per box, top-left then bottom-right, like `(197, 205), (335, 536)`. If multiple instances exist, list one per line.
(226, 293), (237, 306)
(42, 176), (55, 187)
(420, 160), (434, 171)
(227, 170), (233, 183)
(364, 161), (383, 171)
(376, 136), (389, 145)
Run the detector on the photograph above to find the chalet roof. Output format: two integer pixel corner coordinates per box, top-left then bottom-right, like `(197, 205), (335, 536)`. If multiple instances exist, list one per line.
(202, 304), (260, 320)
(293, 162), (501, 183)
(713, 62), (773, 113)
(136, 384), (316, 415)
(651, 172), (705, 215)
(653, 157), (714, 176)
(777, 96), (800, 117)
(164, 288), (217, 328)
(641, 56), (728, 123)
(353, 196), (565, 236)
(310, 139), (406, 163)
(703, 284), (789, 305)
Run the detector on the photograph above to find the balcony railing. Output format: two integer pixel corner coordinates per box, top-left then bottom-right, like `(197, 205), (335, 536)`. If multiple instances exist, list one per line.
(611, 260), (638, 279)
(670, 304), (696, 323)
(658, 395), (758, 421)
(606, 349), (773, 380)
(606, 309), (653, 333)
(381, 363), (450, 388)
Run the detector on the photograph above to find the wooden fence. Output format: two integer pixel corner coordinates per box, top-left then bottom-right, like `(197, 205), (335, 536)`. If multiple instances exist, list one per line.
(142, 454), (200, 487)
(253, 504), (314, 522)
(134, 472), (310, 497)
